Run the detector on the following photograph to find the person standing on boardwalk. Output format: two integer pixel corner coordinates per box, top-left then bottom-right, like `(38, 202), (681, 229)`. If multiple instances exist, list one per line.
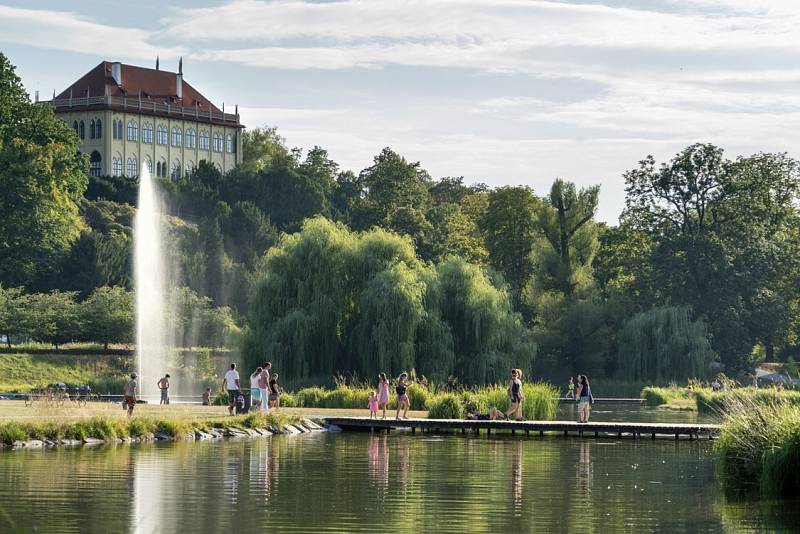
(505, 369), (524, 420)
(222, 363), (241, 416)
(124, 373), (137, 418)
(395, 373), (410, 420)
(368, 391), (379, 419)
(378, 373), (390, 419)
(576, 375), (593, 423)
(260, 362), (272, 413)
(566, 377), (576, 399)
(157, 374), (170, 405)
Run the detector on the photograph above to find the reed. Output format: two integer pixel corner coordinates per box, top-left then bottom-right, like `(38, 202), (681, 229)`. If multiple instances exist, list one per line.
(714, 395), (800, 496)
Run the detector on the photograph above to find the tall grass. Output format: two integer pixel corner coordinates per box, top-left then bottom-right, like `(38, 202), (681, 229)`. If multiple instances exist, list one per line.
(0, 412), (297, 445)
(714, 396), (800, 496)
(696, 388), (800, 415)
(430, 382), (559, 420)
(640, 386), (694, 407)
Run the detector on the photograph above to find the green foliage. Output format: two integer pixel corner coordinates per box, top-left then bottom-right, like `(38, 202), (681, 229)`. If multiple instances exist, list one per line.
(0, 53), (88, 287)
(427, 393), (463, 419)
(617, 306), (714, 381)
(640, 386), (691, 407)
(82, 286), (133, 349)
(0, 353), (129, 392)
(715, 397), (800, 496)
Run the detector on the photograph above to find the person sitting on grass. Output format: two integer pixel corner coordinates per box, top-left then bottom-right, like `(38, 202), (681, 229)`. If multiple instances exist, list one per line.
(465, 407), (505, 420)
(124, 373), (137, 418)
(222, 363), (241, 416)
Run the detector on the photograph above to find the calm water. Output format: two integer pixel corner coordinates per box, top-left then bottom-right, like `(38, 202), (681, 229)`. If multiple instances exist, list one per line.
(1, 430), (798, 533)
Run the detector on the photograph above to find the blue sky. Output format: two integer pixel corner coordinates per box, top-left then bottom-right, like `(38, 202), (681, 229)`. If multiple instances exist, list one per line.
(2, 0), (798, 222)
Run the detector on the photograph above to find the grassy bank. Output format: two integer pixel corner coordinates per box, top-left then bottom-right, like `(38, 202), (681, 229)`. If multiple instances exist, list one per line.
(0, 410), (298, 446)
(0, 354), (131, 393)
(714, 398), (800, 496)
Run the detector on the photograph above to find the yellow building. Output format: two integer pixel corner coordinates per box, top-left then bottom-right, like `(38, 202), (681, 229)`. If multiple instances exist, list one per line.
(44, 59), (243, 177)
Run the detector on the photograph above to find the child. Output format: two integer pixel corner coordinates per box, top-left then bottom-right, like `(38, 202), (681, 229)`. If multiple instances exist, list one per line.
(368, 391), (379, 419)
(202, 388), (211, 405)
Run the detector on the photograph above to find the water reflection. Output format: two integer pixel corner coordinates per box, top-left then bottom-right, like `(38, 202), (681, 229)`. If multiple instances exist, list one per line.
(1, 434), (799, 533)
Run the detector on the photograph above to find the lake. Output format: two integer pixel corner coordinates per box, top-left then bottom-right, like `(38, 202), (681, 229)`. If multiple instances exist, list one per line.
(2, 423), (799, 533)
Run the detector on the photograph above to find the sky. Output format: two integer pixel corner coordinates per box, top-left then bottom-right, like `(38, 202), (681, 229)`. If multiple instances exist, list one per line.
(2, 0), (799, 222)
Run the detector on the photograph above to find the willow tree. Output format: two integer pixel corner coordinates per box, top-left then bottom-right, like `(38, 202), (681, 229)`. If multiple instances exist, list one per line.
(244, 217), (426, 380)
(616, 306), (714, 381)
(429, 257), (536, 384)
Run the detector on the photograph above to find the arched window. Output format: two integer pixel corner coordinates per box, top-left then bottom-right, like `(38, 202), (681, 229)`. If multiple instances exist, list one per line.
(171, 127), (182, 147)
(143, 157), (152, 176)
(96, 119), (102, 139)
(112, 157), (122, 177)
(199, 130), (210, 150)
(116, 120), (123, 140)
(111, 120), (116, 139)
(142, 122), (153, 144)
(127, 157), (138, 177)
(127, 121), (138, 141)
(90, 119), (96, 139)
(89, 151), (102, 176)
(226, 134), (233, 153)
(185, 128), (196, 149)
(213, 133), (222, 152)
(157, 159), (167, 178)
(185, 161), (194, 177)
(73, 121), (79, 136)
(79, 120), (85, 140)
(171, 161), (181, 180)
(156, 124), (167, 145)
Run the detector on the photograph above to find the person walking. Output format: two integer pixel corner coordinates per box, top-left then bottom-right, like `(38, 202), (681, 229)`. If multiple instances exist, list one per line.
(157, 374), (170, 405)
(260, 362), (272, 413)
(566, 377), (576, 399)
(222, 363), (241, 416)
(250, 367), (263, 410)
(378, 372), (390, 419)
(395, 373), (410, 420)
(576, 375), (593, 423)
(124, 373), (138, 418)
(505, 369), (524, 421)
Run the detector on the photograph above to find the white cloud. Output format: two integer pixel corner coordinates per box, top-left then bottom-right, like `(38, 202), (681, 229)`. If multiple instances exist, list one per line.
(0, 5), (181, 59)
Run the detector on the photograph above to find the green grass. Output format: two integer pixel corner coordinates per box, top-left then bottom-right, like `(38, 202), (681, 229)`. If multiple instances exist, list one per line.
(0, 412), (298, 445)
(714, 397), (800, 496)
(0, 354), (130, 392)
(427, 394), (464, 419)
(695, 388), (800, 414)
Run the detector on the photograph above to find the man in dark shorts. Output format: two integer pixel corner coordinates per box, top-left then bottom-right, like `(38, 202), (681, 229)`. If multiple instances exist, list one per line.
(124, 373), (138, 417)
(222, 363), (240, 416)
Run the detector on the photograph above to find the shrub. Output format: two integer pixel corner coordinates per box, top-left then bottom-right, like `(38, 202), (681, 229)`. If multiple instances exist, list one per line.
(521, 383), (559, 420)
(427, 394), (463, 419)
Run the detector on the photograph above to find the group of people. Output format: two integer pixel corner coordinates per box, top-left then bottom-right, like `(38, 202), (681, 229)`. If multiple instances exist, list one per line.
(122, 372), (172, 417)
(567, 375), (594, 423)
(221, 362), (283, 416)
(368, 372), (411, 420)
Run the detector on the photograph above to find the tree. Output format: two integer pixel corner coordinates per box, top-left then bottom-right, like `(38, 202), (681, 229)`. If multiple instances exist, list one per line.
(616, 306), (715, 381)
(350, 148), (431, 233)
(0, 53), (88, 287)
(24, 291), (81, 348)
(623, 144), (800, 371)
(82, 286), (134, 349)
(0, 286), (27, 347)
(240, 126), (289, 174)
(480, 186), (540, 308)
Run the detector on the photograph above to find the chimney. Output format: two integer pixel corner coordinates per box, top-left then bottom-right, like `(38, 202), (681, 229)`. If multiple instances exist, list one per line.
(176, 72), (183, 100)
(111, 62), (122, 86)
(156, 56), (160, 71)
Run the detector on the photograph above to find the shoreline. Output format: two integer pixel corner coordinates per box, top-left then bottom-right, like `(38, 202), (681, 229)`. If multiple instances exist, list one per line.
(0, 410), (327, 450)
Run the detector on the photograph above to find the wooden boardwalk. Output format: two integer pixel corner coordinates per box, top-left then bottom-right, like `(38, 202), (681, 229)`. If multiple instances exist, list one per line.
(323, 417), (720, 440)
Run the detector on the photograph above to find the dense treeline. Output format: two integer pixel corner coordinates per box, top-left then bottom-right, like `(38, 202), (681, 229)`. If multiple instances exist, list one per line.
(2, 52), (799, 382)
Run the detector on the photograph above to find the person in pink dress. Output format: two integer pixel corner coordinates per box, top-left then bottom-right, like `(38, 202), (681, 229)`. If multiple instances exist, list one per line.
(368, 391), (379, 419)
(377, 373), (390, 419)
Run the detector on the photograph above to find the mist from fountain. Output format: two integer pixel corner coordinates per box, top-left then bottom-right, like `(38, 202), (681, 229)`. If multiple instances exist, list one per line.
(134, 162), (168, 398)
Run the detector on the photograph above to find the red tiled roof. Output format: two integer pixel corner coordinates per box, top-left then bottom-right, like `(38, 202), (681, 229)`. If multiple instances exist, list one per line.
(55, 61), (222, 113)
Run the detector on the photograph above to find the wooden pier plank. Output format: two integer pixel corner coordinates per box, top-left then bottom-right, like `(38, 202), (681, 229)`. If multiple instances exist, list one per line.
(323, 417), (720, 440)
